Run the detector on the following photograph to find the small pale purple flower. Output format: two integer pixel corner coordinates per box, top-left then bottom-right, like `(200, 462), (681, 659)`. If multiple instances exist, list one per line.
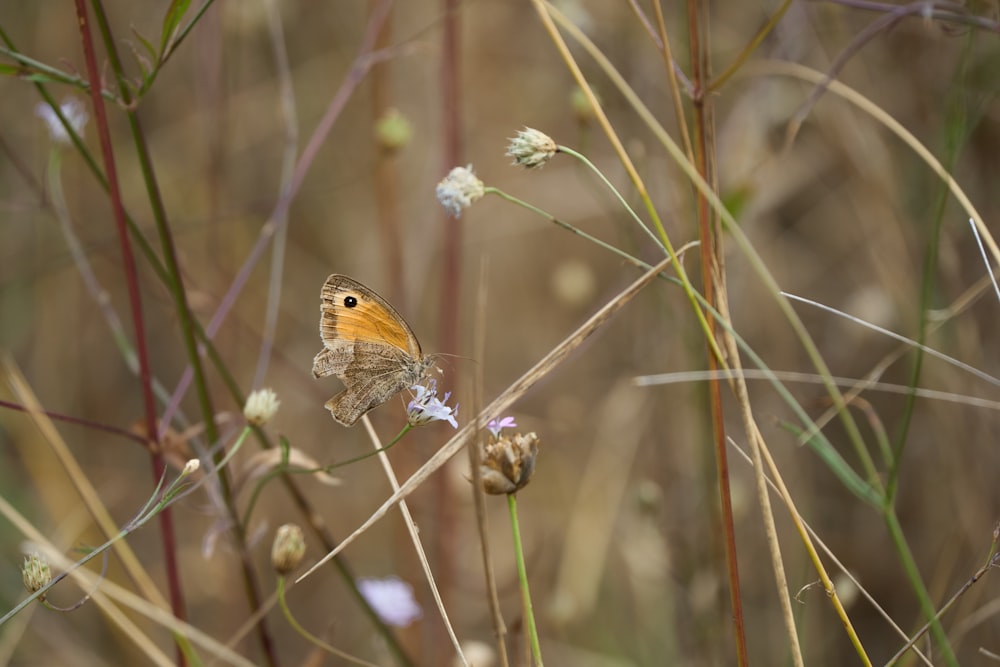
(358, 576), (422, 627)
(407, 379), (458, 428)
(487, 416), (517, 438)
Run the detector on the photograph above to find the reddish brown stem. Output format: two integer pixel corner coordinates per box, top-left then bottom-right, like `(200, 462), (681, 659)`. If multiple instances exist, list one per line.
(685, 0), (749, 664)
(434, 0), (464, 661)
(72, 0), (187, 662)
(0, 399), (151, 447)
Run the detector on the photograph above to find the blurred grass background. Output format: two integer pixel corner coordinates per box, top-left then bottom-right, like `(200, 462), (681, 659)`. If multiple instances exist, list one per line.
(3, 1), (1000, 665)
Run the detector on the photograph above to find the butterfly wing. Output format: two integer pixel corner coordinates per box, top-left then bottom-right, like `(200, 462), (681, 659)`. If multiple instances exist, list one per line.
(314, 343), (423, 425)
(312, 274), (426, 426)
(316, 274), (422, 358)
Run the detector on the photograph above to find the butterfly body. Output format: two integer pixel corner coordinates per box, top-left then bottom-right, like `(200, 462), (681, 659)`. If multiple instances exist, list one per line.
(312, 274), (434, 426)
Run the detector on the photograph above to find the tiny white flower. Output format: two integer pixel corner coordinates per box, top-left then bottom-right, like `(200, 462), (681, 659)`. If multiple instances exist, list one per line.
(182, 459), (200, 476)
(436, 165), (485, 217)
(35, 98), (89, 145)
(358, 576), (422, 627)
(244, 388), (280, 426)
(506, 127), (557, 169)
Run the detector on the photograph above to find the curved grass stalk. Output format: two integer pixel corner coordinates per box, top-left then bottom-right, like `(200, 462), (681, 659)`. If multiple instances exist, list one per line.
(360, 416), (470, 667)
(555, 144), (666, 252)
(744, 60), (996, 267)
(276, 577), (381, 667)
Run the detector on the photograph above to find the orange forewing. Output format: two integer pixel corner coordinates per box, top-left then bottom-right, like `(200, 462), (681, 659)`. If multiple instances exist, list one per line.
(312, 275), (431, 426)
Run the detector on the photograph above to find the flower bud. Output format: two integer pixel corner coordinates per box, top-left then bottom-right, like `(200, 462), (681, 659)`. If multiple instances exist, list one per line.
(244, 388), (280, 426)
(22, 553), (52, 596)
(271, 524), (305, 575)
(375, 108), (413, 153)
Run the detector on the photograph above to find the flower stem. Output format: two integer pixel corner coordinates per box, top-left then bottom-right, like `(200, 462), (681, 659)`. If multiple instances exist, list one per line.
(276, 577), (380, 667)
(507, 493), (543, 666)
(327, 424), (412, 470)
(554, 144), (664, 251)
(242, 425), (412, 527)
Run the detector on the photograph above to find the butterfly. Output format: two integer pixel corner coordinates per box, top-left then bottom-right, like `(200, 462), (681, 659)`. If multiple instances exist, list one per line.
(312, 274), (436, 426)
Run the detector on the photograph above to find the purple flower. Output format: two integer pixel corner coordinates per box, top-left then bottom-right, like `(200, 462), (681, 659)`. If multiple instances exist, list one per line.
(487, 416), (517, 438)
(407, 379), (458, 428)
(358, 576), (422, 627)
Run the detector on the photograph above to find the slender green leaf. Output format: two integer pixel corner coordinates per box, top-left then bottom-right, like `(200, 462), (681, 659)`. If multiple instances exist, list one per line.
(131, 25), (157, 63)
(779, 420), (883, 507)
(159, 0), (192, 55)
(0, 66), (65, 85)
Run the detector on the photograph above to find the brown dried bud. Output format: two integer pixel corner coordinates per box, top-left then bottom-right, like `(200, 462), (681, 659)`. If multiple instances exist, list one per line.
(480, 432), (540, 495)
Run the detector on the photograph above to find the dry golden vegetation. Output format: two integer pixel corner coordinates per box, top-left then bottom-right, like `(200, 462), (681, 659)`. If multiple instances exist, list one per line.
(2, 1), (1000, 666)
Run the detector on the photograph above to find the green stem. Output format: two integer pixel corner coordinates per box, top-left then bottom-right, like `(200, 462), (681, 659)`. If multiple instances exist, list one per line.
(242, 425), (412, 526)
(507, 494), (542, 666)
(554, 145), (664, 251)
(883, 510), (958, 665)
(276, 577), (380, 667)
(0, 429), (225, 628)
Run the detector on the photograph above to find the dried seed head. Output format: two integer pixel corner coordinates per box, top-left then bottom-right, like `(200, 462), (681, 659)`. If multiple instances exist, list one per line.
(271, 524), (306, 575)
(22, 553), (52, 595)
(480, 431), (540, 495)
(506, 127), (557, 169)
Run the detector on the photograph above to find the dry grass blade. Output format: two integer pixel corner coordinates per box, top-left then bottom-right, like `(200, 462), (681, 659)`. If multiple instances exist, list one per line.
(1, 354), (170, 611)
(360, 416), (469, 667)
(297, 254), (675, 582)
